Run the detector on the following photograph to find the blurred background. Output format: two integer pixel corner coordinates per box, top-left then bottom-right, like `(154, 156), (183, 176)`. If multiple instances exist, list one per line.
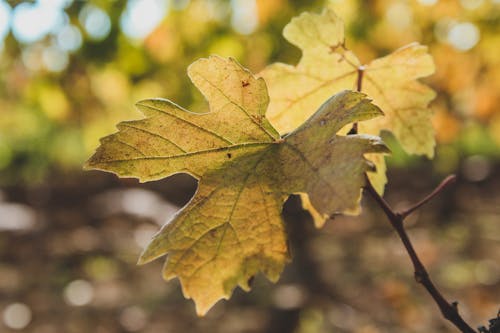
(0, 0), (499, 332)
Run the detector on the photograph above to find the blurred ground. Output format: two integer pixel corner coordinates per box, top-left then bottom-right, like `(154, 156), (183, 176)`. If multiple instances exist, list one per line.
(1, 0), (500, 332)
(0, 161), (499, 333)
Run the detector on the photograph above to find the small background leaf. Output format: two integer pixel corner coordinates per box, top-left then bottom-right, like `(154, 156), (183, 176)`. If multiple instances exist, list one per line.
(260, 3), (436, 196)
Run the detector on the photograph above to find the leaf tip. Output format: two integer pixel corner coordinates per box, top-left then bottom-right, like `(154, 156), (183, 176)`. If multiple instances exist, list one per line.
(367, 136), (391, 154)
(82, 161), (92, 171)
(195, 303), (212, 317)
(370, 103), (385, 117)
(136, 255), (148, 266)
(137, 245), (159, 266)
(189, 289), (227, 317)
(134, 97), (157, 110)
(82, 155), (98, 171)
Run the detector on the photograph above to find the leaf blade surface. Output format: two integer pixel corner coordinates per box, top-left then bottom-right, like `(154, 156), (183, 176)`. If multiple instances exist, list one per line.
(260, 3), (436, 197)
(85, 56), (387, 315)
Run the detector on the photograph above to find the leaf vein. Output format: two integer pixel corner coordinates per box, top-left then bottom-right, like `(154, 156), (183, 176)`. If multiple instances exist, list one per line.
(194, 72), (277, 140)
(94, 142), (272, 163)
(120, 123), (187, 153)
(136, 102), (234, 145)
(115, 138), (146, 156)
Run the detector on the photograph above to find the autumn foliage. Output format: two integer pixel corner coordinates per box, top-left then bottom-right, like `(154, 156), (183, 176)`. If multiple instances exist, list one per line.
(85, 4), (441, 316)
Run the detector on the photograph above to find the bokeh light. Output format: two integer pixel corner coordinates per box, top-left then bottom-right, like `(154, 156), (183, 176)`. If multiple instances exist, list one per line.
(448, 22), (480, 51)
(0, 1), (11, 41)
(11, 1), (66, 44)
(230, 0), (258, 35)
(0, 202), (36, 231)
(63, 279), (94, 306)
(42, 45), (69, 72)
(39, 0), (73, 8)
(2, 303), (32, 330)
(120, 0), (170, 40)
(462, 154), (492, 181)
(56, 24), (83, 52)
(119, 306), (148, 332)
(272, 284), (307, 310)
(78, 4), (111, 41)
(21, 45), (44, 71)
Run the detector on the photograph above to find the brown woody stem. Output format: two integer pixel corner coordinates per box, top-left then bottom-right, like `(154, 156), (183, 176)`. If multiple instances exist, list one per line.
(353, 60), (476, 331)
(365, 176), (476, 333)
(350, 66), (365, 134)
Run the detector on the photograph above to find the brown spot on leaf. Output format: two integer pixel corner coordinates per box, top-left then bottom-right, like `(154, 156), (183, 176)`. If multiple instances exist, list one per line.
(242, 80), (250, 87)
(328, 41), (346, 54)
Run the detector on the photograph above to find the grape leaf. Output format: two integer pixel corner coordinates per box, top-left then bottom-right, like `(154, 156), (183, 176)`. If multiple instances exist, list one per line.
(84, 56), (388, 315)
(260, 3), (436, 197)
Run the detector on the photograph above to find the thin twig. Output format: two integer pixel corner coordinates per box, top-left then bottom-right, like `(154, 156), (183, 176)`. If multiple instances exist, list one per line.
(365, 177), (476, 333)
(398, 175), (457, 219)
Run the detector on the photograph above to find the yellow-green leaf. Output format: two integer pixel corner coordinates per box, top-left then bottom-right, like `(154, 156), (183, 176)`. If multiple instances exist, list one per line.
(260, 3), (436, 197)
(85, 56), (388, 315)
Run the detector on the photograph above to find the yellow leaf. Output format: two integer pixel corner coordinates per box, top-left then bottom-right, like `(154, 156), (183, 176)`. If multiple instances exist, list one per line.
(85, 56), (388, 315)
(260, 3), (436, 198)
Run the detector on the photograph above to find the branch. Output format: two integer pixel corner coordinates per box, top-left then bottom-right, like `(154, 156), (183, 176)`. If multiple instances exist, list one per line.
(398, 175), (457, 219)
(365, 176), (477, 333)
(352, 62), (477, 332)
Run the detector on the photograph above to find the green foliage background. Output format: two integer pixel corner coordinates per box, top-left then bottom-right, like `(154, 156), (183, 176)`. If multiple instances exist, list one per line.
(1, 0), (499, 184)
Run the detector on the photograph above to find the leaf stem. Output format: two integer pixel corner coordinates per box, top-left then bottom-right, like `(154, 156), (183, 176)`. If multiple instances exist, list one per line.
(365, 176), (477, 333)
(357, 66), (365, 92)
(349, 66), (365, 134)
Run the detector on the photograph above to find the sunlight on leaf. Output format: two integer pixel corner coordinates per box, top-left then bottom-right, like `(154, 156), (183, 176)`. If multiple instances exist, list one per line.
(260, 2), (436, 198)
(85, 56), (388, 315)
